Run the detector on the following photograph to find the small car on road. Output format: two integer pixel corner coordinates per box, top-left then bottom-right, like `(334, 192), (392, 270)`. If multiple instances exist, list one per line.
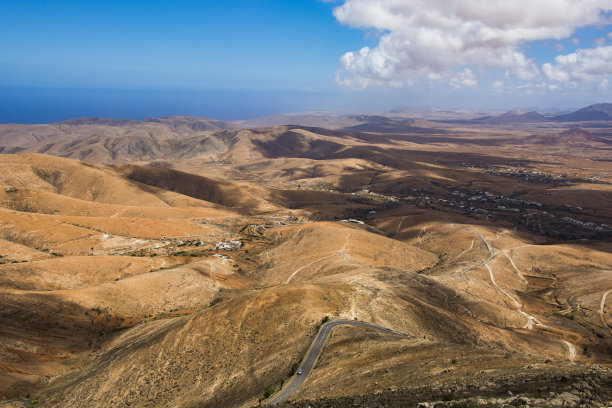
(297, 369), (302, 375)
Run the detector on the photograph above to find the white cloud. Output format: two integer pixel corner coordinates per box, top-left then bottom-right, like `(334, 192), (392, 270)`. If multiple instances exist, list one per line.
(542, 45), (612, 88)
(449, 68), (478, 89)
(594, 36), (608, 45)
(332, 0), (612, 89)
(492, 80), (504, 89)
(599, 78), (609, 89)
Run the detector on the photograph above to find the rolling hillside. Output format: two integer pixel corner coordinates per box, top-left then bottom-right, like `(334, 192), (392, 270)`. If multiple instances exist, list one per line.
(0, 110), (610, 408)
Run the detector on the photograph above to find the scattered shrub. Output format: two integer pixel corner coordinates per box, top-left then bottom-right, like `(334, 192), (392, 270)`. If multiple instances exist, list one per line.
(263, 385), (275, 398)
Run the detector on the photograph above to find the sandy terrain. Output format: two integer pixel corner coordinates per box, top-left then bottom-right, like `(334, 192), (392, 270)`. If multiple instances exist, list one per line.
(0, 116), (610, 407)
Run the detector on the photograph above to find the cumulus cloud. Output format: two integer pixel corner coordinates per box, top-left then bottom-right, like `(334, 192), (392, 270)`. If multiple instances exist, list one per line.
(542, 45), (612, 88)
(492, 80), (504, 89)
(593, 36), (608, 46)
(449, 68), (478, 89)
(332, 0), (612, 89)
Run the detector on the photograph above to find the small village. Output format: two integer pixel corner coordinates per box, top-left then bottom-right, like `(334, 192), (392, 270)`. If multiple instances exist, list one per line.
(462, 162), (610, 185)
(341, 185), (612, 240)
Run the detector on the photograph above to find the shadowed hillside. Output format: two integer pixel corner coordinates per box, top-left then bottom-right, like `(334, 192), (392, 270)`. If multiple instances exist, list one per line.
(0, 110), (611, 408)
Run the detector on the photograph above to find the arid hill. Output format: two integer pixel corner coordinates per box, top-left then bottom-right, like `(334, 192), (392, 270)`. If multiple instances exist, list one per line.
(526, 128), (612, 147)
(0, 116), (232, 163)
(0, 110), (611, 408)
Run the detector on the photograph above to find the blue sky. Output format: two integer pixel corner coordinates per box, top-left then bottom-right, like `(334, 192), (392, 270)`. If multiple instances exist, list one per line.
(0, 0), (365, 90)
(1, 0), (611, 122)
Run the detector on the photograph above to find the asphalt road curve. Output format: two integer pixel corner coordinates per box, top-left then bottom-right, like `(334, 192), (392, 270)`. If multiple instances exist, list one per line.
(265, 319), (409, 406)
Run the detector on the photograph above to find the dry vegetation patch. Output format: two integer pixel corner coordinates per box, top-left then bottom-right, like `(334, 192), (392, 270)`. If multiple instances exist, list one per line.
(0, 118), (610, 406)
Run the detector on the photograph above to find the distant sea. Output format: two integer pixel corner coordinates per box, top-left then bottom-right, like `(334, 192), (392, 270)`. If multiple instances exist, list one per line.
(3, 85), (573, 124)
(0, 86), (332, 123)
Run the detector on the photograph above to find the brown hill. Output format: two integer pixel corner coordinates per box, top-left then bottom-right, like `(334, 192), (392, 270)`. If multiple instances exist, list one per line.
(54, 115), (232, 131)
(115, 164), (270, 210)
(26, 211), (611, 407)
(526, 128), (612, 147)
(259, 222), (438, 286)
(0, 153), (239, 209)
(0, 116), (233, 164)
(0, 110), (611, 408)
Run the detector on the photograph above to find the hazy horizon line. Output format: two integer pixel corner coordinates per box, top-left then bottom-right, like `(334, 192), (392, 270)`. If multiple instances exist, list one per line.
(0, 84), (598, 125)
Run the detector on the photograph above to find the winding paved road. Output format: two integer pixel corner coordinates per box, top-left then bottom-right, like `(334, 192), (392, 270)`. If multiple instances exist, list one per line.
(265, 320), (409, 406)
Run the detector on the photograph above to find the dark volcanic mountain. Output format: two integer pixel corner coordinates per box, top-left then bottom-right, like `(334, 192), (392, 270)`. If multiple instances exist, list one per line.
(441, 108), (549, 125)
(441, 104), (612, 125)
(552, 103), (612, 122)
(472, 108), (548, 124)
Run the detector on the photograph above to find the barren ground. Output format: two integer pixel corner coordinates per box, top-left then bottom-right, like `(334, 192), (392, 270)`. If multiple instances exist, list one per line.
(0, 116), (610, 407)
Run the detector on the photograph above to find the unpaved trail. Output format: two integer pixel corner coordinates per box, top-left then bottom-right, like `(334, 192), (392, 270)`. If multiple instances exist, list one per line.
(486, 262), (577, 360)
(453, 239), (474, 261)
(285, 253), (338, 284)
(349, 292), (357, 319)
(601, 289), (612, 331)
(453, 227), (581, 361)
(474, 231), (494, 257)
(207, 260), (216, 279)
(110, 208), (127, 218)
(563, 340), (576, 361)
(449, 228), (496, 282)
(503, 252), (528, 284)
(485, 263), (522, 309)
(338, 237), (351, 263)
(421, 219), (578, 361)
(519, 311), (538, 330)
(285, 235), (355, 284)
(417, 226), (428, 243)
(485, 260), (547, 330)
(395, 216), (406, 236)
